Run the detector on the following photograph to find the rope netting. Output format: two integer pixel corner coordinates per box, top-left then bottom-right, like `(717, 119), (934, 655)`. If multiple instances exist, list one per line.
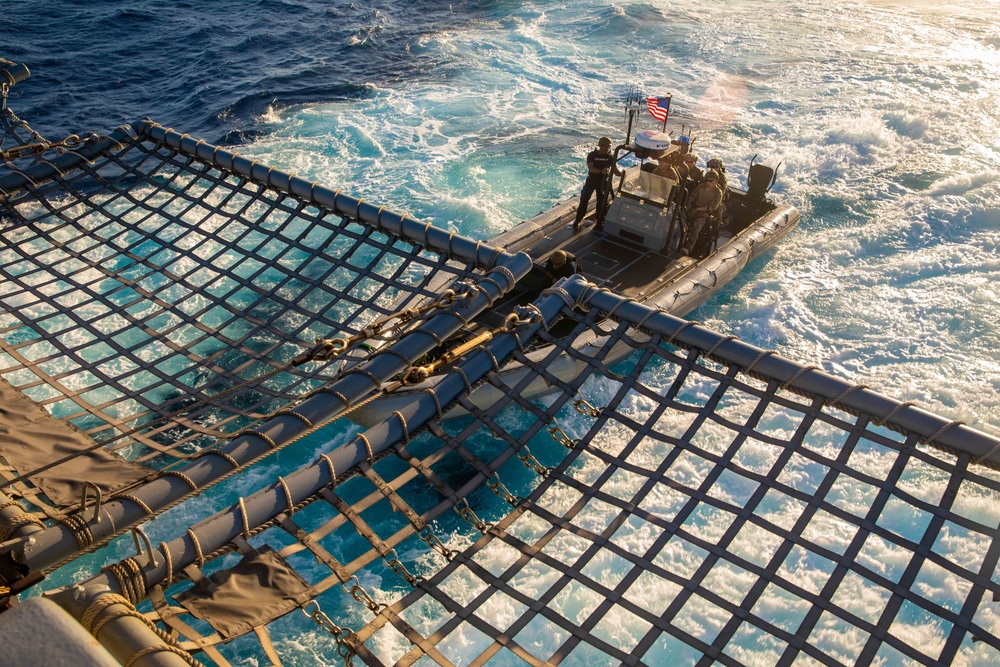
(90, 277), (1000, 667)
(5, 67), (999, 665)
(0, 119), (502, 518)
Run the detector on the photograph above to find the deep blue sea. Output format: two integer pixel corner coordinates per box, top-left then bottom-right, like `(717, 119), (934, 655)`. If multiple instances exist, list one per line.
(5, 1), (1000, 664)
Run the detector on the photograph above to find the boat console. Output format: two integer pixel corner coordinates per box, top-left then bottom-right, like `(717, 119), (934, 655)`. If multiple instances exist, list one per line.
(601, 174), (676, 250)
(601, 133), (682, 251)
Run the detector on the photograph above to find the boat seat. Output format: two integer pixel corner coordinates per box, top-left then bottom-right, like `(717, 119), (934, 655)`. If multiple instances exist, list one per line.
(747, 163), (775, 204)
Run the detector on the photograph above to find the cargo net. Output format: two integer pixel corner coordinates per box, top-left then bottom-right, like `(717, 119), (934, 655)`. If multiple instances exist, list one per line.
(124, 289), (1000, 667)
(0, 121), (490, 516)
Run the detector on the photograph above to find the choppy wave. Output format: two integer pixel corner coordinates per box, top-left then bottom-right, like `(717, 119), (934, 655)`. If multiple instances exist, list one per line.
(8, 0), (1000, 664)
(227, 0), (1000, 437)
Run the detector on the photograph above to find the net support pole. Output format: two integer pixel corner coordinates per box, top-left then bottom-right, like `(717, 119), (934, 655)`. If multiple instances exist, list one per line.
(0, 488), (44, 594)
(51, 582), (193, 667)
(0, 129), (133, 198)
(45, 275), (579, 605)
(17, 252), (534, 575)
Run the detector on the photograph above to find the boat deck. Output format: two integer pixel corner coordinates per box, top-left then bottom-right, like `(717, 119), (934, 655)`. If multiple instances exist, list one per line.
(527, 222), (697, 299)
(475, 187), (764, 328)
(479, 221), (705, 328)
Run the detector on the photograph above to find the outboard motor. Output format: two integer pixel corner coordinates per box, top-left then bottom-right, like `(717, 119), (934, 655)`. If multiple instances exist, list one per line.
(746, 155), (779, 206)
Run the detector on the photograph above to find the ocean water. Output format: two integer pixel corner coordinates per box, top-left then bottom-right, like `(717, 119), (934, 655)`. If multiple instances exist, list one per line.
(5, 0), (1000, 665)
(6, 1), (999, 435)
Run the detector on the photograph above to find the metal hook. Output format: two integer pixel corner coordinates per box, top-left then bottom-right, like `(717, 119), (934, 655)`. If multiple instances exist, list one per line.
(131, 526), (157, 568)
(79, 481), (103, 523)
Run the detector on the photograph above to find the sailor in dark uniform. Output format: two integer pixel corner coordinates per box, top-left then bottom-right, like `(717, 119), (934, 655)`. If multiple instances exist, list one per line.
(544, 250), (581, 284)
(574, 136), (617, 230)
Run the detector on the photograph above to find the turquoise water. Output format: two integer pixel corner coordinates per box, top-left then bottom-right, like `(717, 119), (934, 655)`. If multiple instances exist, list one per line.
(7, 0), (1000, 664)
(238, 0), (1000, 438)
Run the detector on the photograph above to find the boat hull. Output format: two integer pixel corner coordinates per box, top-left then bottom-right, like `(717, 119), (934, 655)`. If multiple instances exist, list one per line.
(349, 200), (799, 427)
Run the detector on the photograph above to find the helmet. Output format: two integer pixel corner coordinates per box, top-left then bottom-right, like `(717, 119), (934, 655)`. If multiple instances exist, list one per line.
(684, 153), (698, 163)
(598, 136), (612, 148)
(551, 250), (567, 266)
(704, 169), (719, 181)
(707, 158), (723, 169)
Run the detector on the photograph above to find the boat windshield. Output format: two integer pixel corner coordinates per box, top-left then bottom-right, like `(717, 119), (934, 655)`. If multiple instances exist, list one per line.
(619, 169), (675, 206)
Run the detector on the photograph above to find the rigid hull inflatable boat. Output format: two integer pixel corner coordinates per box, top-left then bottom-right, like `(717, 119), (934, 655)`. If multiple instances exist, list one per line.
(348, 99), (800, 426)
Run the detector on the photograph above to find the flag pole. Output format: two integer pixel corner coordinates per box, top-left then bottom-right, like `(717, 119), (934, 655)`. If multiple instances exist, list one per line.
(625, 86), (639, 146)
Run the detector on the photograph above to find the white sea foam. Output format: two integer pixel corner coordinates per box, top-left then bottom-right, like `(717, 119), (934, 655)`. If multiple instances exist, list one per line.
(22, 0), (999, 664)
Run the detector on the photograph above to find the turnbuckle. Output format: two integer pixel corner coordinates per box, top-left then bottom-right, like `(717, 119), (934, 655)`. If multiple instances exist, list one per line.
(292, 285), (477, 367)
(0, 133), (84, 161)
(403, 311), (538, 383)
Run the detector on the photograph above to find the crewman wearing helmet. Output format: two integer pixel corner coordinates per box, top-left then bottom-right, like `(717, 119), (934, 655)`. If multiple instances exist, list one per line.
(682, 153), (703, 184)
(653, 154), (680, 181)
(543, 249), (582, 284)
(682, 169), (724, 258)
(706, 158), (728, 194)
(574, 136), (618, 230)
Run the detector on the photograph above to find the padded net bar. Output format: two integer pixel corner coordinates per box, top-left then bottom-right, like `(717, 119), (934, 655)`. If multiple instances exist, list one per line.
(0, 119), (511, 517)
(75, 276), (1000, 667)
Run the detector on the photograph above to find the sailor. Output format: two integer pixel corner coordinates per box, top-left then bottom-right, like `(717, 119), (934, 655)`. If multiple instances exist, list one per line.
(683, 153), (703, 183)
(706, 158), (729, 201)
(681, 169), (723, 258)
(674, 157), (689, 182)
(574, 136), (617, 230)
(706, 157), (729, 216)
(650, 155), (680, 204)
(544, 249), (581, 284)
(652, 154), (680, 181)
(666, 154), (690, 206)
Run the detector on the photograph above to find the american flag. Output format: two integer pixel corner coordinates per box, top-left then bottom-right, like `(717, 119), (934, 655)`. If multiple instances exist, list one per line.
(646, 96), (670, 122)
